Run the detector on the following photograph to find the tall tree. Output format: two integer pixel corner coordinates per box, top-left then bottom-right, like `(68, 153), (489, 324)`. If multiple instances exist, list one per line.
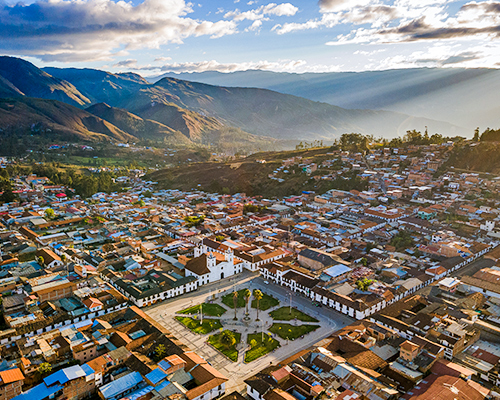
(253, 289), (263, 321)
(244, 289), (251, 316)
(473, 127), (480, 142)
(232, 290), (238, 320)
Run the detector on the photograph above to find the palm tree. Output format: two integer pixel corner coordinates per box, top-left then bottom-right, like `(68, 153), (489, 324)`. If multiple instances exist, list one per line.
(244, 289), (251, 316)
(253, 289), (263, 321)
(232, 291), (238, 320)
(220, 330), (236, 348)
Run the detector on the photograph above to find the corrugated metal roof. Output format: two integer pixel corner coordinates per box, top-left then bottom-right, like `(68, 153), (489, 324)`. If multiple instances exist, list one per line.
(99, 371), (144, 399)
(43, 365), (86, 386)
(145, 368), (167, 385)
(12, 382), (63, 400)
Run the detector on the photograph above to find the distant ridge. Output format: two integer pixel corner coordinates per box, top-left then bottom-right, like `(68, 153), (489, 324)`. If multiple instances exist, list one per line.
(156, 68), (500, 131)
(0, 56), (469, 145)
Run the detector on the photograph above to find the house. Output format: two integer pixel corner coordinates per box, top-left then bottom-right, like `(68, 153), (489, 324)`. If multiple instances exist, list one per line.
(298, 248), (346, 272)
(82, 297), (103, 312)
(35, 248), (63, 269)
(0, 368), (24, 400)
(98, 371), (147, 400)
(13, 365), (94, 400)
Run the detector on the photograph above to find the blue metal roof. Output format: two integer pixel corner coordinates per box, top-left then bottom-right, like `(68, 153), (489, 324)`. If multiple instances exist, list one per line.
(43, 365), (87, 386)
(12, 382), (63, 400)
(146, 368), (167, 385)
(129, 330), (146, 340)
(158, 360), (171, 371)
(81, 363), (95, 376)
(99, 371), (144, 399)
(323, 264), (352, 278)
(155, 380), (171, 392)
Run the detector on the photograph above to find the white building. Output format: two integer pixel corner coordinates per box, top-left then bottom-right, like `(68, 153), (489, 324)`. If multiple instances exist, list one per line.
(185, 248), (243, 286)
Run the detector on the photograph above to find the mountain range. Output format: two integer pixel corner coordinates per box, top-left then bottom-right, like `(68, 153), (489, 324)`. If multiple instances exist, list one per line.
(156, 68), (500, 131)
(0, 56), (472, 152)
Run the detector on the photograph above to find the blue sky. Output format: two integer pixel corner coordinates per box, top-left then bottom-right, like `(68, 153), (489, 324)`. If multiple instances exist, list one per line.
(1, 0), (499, 74)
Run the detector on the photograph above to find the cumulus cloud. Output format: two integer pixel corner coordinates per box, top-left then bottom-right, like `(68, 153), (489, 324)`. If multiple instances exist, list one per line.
(315, 0), (500, 47)
(318, 0), (372, 12)
(0, 0), (238, 62)
(274, 2), (398, 34)
(225, 3), (298, 21)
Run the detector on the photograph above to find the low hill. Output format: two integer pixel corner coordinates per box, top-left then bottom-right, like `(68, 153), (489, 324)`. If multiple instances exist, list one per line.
(85, 103), (191, 146)
(147, 146), (367, 197)
(0, 97), (135, 142)
(129, 99), (223, 142)
(443, 141), (500, 174)
(0, 57), (90, 107)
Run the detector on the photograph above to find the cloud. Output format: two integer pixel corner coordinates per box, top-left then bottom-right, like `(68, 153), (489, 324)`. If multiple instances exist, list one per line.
(0, 0), (238, 62)
(318, 0), (372, 12)
(113, 58), (342, 74)
(113, 59), (138, 68)
(246, 20), (263, 31)
(225, 3), (298, 21)
(154, 56), (172, 62)
(274, 2), (398, 34)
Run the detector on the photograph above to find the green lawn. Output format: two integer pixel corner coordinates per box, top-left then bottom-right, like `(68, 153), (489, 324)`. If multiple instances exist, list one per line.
(245, 333), (280, 363)
(269, 323), (320, 340)
(208, 331), (241, 362)
(269, 307), (318, 322)
(222, 289), (280, 312)
(175, 316), (222, 335)
(222, 289), (248, 309)
(177, 303), (227, 317)
(251, 292), (279, 311)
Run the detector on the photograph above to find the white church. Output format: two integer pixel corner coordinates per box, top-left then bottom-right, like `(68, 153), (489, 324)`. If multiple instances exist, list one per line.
(184, 246), (243, 286)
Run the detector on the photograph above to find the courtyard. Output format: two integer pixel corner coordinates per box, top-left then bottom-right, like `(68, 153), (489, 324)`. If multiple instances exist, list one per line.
(174, 288), (321, 364)
(145, 272), (354, 393)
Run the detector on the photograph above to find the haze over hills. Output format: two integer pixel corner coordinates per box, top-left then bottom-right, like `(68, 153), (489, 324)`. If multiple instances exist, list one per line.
(157, 68), (500, 131)
(0, 56), (470, 149)
(129, 77), (464, 140)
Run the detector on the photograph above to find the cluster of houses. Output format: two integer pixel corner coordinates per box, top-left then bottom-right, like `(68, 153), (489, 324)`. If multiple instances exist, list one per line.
(0, 139), (499, 399)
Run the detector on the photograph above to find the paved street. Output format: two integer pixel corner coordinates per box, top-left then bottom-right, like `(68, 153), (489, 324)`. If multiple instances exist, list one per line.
(145, 271), (354, 393)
